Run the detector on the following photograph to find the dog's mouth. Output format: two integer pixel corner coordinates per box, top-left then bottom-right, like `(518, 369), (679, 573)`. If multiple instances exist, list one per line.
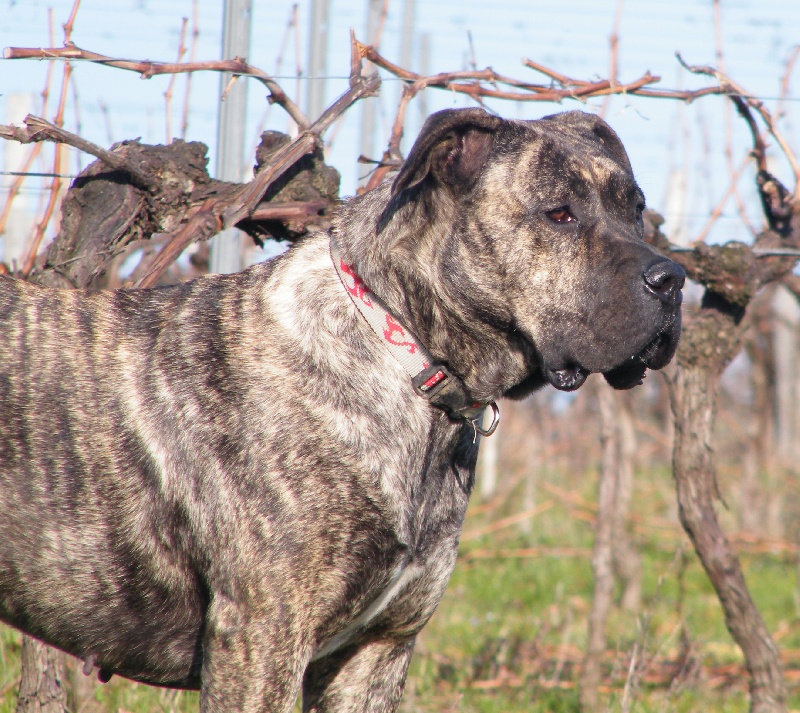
(544, 364), (590, 392)
(602, 327), (678, 390)
(602, 360), (648, 390)
(544, 322), (680, 393)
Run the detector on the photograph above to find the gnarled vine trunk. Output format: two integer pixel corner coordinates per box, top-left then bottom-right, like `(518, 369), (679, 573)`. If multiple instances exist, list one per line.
(667, 361), (786, 712)
(15, 638), (67, 713)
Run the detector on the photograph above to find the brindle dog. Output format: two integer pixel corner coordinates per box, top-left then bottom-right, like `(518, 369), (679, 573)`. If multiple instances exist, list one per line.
(0, 108), (684, 712)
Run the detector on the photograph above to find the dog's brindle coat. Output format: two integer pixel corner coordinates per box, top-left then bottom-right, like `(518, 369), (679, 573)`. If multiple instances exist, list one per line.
(0, 109), (684, 711)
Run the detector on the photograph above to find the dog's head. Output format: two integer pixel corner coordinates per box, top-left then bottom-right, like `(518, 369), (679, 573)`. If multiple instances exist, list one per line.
(382, 107), (684, 396)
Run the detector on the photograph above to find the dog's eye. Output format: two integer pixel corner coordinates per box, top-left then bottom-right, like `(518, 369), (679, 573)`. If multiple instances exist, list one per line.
(635, 203), (645, 222)
(546, 206), (576, 224)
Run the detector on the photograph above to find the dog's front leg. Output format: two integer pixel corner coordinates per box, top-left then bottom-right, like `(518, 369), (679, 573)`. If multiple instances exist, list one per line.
(199, 593), (308, 713)
(302, 637), (416, 713)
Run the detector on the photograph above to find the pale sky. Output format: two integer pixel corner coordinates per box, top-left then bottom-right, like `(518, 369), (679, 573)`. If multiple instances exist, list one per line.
(1, 0), (799, 248)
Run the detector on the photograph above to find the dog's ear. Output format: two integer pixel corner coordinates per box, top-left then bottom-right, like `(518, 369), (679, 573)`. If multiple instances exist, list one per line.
(541, 110), (633, 173)
(392, 108), (503, 197)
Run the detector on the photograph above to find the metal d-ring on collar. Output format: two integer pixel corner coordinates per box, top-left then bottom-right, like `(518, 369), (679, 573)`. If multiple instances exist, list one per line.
(476, 402), (501, 437)
(329, 236), (500, 437)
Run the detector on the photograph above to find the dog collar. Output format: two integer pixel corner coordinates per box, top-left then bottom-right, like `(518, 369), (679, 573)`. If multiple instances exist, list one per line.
(329, 237), (499, 437)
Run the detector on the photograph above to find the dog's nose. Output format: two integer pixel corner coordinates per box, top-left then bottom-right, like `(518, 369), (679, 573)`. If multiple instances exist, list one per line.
(643, 260), (685, 305)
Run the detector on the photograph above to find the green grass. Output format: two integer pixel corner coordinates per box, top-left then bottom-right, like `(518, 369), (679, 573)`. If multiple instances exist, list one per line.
(1, 468), (798, 712)
(398, 480), (800, 712)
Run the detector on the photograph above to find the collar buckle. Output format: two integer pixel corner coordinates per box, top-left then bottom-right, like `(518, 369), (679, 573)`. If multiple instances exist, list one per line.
(412, 364), (496, 427)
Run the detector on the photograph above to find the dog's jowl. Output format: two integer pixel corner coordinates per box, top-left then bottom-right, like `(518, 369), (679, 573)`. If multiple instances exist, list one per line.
(0, 109), (684, 712)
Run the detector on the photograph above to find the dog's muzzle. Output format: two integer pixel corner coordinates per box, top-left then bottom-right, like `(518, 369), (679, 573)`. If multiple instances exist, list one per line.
(602, 324), (680, 390)
(603, 259), (685, 389)
(545, 257), (685, 392)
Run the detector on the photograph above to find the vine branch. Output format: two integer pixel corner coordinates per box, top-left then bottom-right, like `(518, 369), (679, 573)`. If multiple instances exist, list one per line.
(3, 43), (311, 131)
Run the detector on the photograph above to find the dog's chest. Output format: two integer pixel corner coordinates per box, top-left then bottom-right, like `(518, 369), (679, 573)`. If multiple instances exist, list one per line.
(302, 423), (476, 660)
(310, 508), (464, 661)
(311, 558), (424, 661)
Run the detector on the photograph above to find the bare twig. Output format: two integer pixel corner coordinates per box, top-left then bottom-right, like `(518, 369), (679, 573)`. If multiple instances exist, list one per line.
(370, 0), (391, 51)
(355, 40), (734, 193)
(360, 40), (662, 104)
(249, 4), (299, 161)
(292, 4), (302, 120)
(677, 53), (800, 194)
(694, 153), (752, 243)
(461, 501), (555, 541)
(713, 0), (726, 74)
(732, 98), (769, 175)
(466, 31), (478, 73)
(0, 144), (46, 245)
(224, 69), (380, 228)
(2, 35), (379, 288)
(0, 116), (160, 193)
(3, 44), (311, 131)
(713, 1), (757, 237)
(0, 29), (57, 241)
(165, 17), (189, 143)
(248, 200), (328, 223)
(133, 200), (221, 288)
(69, 67), (84, 175)
(62, 0), (81, 36)
(132, 50), (380, 288)
(776, 45), (800, 122)
(359, 39), (661, 193)
(600, 0), (625, 118)
(22, 0), (82, 277)
(180, 0), (200, 140)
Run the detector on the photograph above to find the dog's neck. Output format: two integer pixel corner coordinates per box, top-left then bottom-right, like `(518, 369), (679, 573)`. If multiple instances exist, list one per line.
(329, 234), (499, 435)
(331, 182), (543, 405)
